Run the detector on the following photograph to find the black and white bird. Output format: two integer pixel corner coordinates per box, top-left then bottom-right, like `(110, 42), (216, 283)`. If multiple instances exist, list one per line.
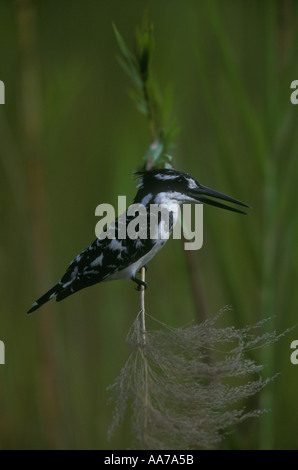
(27, 168), (249, 313)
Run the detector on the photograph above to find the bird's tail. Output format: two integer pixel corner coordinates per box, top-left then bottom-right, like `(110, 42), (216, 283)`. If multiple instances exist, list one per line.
(27, 283), (60, 314)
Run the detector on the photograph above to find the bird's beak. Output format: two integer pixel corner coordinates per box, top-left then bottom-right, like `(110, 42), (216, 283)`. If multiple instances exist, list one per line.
(189, 184), (250, 215)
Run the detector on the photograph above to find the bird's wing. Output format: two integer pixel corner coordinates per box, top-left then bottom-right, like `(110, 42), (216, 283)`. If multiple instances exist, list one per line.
(27, 210), (169, 313)
(57, 213), (158, 296)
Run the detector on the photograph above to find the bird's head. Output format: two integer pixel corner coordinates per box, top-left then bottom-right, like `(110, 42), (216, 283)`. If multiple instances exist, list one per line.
(134, 168), (250, 214)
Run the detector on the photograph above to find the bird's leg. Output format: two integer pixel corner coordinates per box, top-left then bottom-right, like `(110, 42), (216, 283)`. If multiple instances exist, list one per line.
(138, 264), (148, 273)
(131, 273), (147, 291)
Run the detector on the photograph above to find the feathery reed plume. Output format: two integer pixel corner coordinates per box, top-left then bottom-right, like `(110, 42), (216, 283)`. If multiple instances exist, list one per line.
(108, 307), (292, 449)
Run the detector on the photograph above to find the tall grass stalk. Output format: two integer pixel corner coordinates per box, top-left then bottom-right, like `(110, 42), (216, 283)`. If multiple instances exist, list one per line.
(259, 1), (280, 450)
(16, 0), (62, 448)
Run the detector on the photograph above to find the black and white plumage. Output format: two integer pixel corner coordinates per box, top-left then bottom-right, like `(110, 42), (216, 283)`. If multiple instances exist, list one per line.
(27, 168), (249, 313)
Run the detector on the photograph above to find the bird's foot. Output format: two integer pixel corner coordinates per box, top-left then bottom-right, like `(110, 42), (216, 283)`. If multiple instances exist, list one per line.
(131, 275), (147, 291)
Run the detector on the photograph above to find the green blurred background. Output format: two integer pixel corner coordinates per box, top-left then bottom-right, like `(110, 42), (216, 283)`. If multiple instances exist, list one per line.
(1, 0), (298, 449)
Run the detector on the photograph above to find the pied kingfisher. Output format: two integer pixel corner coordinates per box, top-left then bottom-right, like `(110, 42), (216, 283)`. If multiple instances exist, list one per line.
(27, 168), (249, 313)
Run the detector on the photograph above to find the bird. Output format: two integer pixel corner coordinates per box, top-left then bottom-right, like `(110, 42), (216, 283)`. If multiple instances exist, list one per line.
(27, 168), (250, 314)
